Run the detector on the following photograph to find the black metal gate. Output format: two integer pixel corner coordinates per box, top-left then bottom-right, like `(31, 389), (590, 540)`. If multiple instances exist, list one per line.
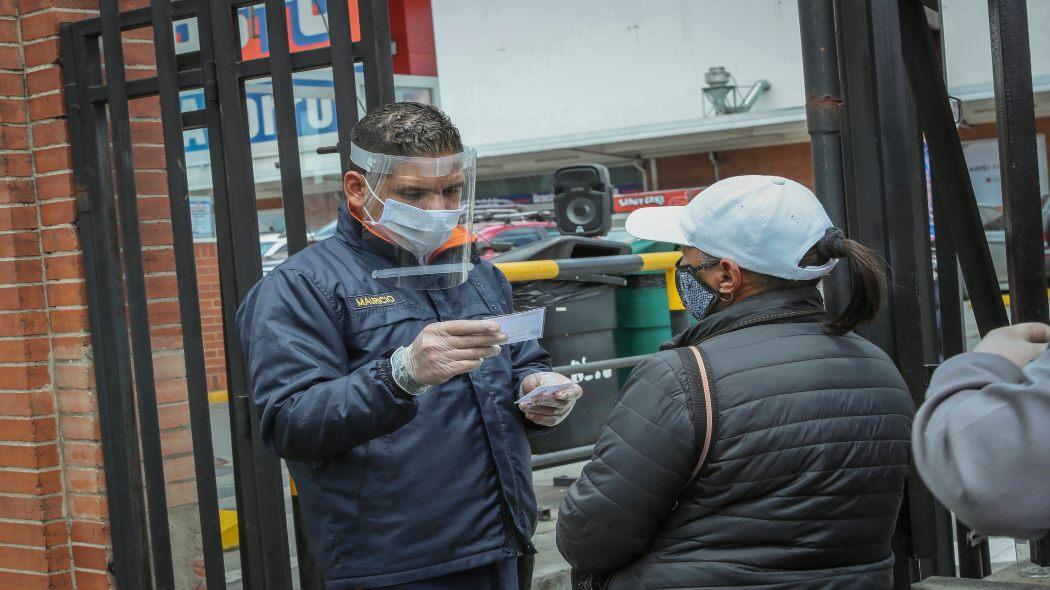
(63, 0), (1050, 588)
(798, 0), (1050, 585)
(60, 0), (393, 587)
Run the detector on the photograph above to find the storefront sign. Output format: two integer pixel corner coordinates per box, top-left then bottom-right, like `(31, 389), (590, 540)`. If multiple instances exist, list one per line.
(611, 187), (703, 213)
(173, 1), (362, 60)
(963, 135), (1049, 207)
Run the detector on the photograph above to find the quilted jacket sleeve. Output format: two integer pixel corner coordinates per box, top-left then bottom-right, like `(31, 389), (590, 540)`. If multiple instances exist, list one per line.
(914, 349), (1050, 539)
(235, 268), (418, 463)
(556, 353), (697, 573)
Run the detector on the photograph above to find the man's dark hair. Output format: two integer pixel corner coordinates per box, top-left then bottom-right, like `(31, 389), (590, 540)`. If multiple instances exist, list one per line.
(351, 102), (463, 157)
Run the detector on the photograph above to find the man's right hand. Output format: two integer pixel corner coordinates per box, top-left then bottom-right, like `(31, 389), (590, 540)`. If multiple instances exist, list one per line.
(404, 320), (507, 386)
(974, 322), (1050, 368)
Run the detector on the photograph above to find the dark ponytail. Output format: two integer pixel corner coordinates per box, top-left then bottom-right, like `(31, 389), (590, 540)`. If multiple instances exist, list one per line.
(808, 228), (886, 335)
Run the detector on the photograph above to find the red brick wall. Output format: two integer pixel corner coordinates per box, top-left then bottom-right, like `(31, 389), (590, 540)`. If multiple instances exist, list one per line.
(0, 1), (208, 587)
(653, 141), (816, 191)
(1, 0), (100, 585)
(194, 242), (226, 393)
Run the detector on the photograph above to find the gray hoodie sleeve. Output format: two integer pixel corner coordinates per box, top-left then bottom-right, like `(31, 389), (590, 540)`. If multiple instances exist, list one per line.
(913, 349), (1050, 539)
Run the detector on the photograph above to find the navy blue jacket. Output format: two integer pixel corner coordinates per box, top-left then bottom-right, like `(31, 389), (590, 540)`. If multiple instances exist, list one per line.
(235, 205), (550, 588)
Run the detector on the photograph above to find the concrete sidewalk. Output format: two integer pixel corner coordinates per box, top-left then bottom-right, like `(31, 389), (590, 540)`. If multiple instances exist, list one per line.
(530, 461), (586, 590)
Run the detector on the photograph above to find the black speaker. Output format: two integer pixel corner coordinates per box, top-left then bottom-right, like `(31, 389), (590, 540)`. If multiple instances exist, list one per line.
(553, 164), (613, 237)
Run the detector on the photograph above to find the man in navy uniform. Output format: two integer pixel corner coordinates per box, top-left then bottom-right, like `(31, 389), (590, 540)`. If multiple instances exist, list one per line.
(237, 102), (582, 589)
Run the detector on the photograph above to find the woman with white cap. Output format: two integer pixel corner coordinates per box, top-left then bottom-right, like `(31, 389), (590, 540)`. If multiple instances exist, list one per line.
(556, 175), (915, 589)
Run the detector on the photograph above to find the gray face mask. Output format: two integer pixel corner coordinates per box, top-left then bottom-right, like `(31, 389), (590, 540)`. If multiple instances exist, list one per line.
(364, 179), (465, 261)
(376, 197), (462, 260)
(675, 264), (718, 321)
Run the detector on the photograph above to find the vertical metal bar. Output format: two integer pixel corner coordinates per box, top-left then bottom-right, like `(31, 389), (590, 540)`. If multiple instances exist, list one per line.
(932, 157), (992, 578)
(834, 0), (895, 350)
(872, 0), (951, 582)
(263, 0), (309, 254)
(150, 3), (227, 587)
(97, 0), (177, 584)
(291, 487), (324, 590)
(198, 1), (294, 586)
(987, 0), (1050, 566)
(61, 23), (152, 590)
(925, 8), (989, 575)
(897, 0), (1009, 336)
(988, 0), (1048, 326)
(97, 4), (179, 588)
(798, 0), (852, 321)
(359, 0), (395, 109)
(326, 0), (364, 171)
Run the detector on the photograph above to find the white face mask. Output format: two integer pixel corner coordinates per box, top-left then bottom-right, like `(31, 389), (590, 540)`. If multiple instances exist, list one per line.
(365, 183), (464, 261)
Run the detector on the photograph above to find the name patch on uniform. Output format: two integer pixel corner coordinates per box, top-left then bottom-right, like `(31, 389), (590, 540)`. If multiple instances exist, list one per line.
(349, 292), (403, 310)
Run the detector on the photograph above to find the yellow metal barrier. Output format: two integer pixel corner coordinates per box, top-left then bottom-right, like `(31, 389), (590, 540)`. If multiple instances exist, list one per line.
(494, 251), (685, 311)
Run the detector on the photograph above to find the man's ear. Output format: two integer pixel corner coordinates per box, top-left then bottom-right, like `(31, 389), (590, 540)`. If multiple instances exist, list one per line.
(344, 170), (366, 211)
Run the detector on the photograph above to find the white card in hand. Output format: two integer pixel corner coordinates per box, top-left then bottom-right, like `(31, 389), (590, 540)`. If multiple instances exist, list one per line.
(491, 308), (545, 345)
(515, 383), (574, 406)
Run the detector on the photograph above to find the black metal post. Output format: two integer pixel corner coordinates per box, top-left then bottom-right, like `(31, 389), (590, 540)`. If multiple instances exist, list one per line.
(871, 2), (949, 582)
(987, 0), (1050, 566)
(798, 0), (851, 317)
(97, 0), (179, 584)
(61, 24), (152, 590)
(359, 0), (396, 108)
(199, 0), (294, 586)
(834, 0), (896, 349)
(149, 0), (227, 584)
(925, 4), (991, 575)
(263, 0), (309, 255)
(325, 0), (364, 173)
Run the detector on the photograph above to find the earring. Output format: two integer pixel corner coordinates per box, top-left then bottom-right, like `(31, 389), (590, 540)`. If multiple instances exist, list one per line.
(718, 291), (734, 303)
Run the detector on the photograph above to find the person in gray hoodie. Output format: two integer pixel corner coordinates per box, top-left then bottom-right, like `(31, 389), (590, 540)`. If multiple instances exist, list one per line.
(914, 322), (1050, 539)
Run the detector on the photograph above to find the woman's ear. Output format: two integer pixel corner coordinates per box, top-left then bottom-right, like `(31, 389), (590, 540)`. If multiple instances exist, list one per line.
(344, 170), (366, 211)
(718, 258), (744, 296)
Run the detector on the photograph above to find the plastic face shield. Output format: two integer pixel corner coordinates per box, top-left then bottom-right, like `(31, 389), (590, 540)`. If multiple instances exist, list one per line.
(350, 142), (477, 290)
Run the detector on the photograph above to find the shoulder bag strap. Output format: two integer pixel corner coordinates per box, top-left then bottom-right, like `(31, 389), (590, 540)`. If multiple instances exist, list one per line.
(673, 345), (717, 490)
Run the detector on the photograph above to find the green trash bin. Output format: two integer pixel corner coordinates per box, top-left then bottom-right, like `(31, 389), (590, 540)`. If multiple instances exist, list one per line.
(615, 238), (676, 386)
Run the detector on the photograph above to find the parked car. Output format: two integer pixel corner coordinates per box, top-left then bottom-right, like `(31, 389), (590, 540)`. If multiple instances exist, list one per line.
(259, 232), (282, 257)
(260, 221), (338, 275)
(475, 221), (558, 259)
(977, 202), (1050, 290)
(932, 201), (1050, 292)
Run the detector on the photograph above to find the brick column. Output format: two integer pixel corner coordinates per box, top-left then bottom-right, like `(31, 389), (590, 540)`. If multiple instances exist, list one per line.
(0, 0), (211, 587)
(1, 0), (101, 586)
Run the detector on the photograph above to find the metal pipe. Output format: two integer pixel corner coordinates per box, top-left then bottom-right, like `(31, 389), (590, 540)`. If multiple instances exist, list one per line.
(739, 80), (772, 111)
(496, 251), (680, 283)
(797, 0), (851, 319)
(633, 160), (649, 191)
(532, 445), (595, 469)
(649, 157), (660, 190)
(551, 354), (652, 375)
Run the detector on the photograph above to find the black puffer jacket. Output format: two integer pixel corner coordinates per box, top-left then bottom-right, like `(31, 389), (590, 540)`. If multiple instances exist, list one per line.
(557, 287), (914, 589)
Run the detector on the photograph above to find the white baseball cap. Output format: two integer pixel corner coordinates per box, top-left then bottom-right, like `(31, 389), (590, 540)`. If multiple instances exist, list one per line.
(625, 175), (838, 280)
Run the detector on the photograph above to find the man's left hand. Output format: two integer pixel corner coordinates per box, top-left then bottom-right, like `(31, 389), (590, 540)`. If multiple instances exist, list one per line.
(518, 372), (583, 427)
